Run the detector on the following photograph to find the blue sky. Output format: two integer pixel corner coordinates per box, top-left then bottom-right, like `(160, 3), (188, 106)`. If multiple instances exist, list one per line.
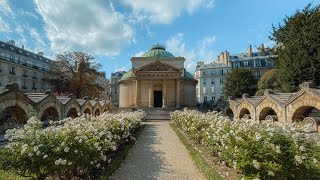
(0, 0), (319, 78)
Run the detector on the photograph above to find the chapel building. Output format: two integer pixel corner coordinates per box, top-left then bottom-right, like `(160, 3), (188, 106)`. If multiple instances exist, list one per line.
(119, 44), (197, 108)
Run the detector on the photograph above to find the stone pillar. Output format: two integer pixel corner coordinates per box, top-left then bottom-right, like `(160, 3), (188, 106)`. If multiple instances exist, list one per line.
(162, 79), (167, 108)
(149, 80), (154, 107)
(136, 80), (141, 107)
(176, 79), (180, 108)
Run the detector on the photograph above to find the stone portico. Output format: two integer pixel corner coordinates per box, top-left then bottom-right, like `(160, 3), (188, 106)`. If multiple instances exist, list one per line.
(119, 44), (197, 108)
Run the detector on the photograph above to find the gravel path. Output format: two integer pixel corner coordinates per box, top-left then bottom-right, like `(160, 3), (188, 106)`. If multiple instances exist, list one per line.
(112, 121), (205, 180)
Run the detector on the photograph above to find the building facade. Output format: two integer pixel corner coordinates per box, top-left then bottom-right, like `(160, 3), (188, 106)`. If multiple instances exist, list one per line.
(119, 44), (197, 108)
(217, 45), (276, 79)
(96, 71), (110, 100)
(194, 62), (230, 103)
(0, 40), (53, 92)
(109, 71), (126, 107)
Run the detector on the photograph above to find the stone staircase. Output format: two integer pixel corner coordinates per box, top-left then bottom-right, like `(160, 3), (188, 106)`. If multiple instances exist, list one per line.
(143, 108), (173, 120)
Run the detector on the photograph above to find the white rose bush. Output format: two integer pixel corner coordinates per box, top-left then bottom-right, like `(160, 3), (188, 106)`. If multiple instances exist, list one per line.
(0, 111), (144, 179)
(171, 110), (320, 179)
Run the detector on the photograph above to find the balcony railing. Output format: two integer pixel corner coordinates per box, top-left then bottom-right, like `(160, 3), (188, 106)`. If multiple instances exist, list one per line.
(32, 76), (37, 80)
(22, 74), (28, 77)
(0, 55), (48, 72)
(9, 72), (16, 75)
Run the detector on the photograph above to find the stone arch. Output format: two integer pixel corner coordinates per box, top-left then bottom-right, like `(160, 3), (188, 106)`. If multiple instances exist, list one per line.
(239, 108), (251, 119)
(258, 107), (278, 122)
(0, 99), (35, 119)
(38, 102), (62, 121)
(95, 108), (101, 116)
(81, 101), (92, 115)
(237, 100), (254, 120)
(286, 91), (320, 122)
(40, 107), (60, 126)
(291, 106), (320, 122)
(256, 97), (282, 122)
(65, 103), (80, 118)
(225, 108), (234, 120)
(0, 106), (28, 131)
(83, 108), (90, 115)
(66, 108), (78, 118)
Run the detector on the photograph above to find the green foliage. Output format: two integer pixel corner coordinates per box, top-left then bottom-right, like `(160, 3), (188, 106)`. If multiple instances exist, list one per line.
(256, 69), (280, 96)
(224, 68), (257, 98)
(271, 3), (320, 92)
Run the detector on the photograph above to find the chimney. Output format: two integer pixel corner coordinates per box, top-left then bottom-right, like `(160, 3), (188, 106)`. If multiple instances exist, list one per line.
(21, 45), (24, 49)
(38, 52), (43, 56)
(247, 45), (252, 57)
(7, 40), (15, 46)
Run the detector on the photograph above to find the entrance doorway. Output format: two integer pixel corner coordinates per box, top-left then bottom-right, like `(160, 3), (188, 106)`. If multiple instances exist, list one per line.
(154, 91), (163, 107)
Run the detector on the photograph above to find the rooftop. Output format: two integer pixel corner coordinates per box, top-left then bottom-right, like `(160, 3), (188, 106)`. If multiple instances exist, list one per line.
(141, 44), (175, 58)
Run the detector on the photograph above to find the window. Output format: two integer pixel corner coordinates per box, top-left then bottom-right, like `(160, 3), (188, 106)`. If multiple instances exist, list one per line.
(203, 87), (206, 94)
(211, 79), (215, 85)
(211, 87), (215, 93)
(212, 96), (215, 101)
(220, 69), (224, 75)
(41, 83), (45, 89)
(10, 67), (15, 75)
(211, 70), (215, 75)
(203, 96), (207, 101)
(33, 72), (37, 79)
(254, 71), (261, 79)
(220, 78), (224, 84)
(32, 82), (36, 90)
(203, 79), (207, 85)
(267, 60), (273, 66)
(255, 60), (261, 67)
(202, 71), (206, 75)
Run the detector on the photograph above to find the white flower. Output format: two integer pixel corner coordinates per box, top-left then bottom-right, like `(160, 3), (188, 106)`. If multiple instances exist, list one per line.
(61, 159), (67, 165)
(268, 171), (275, 176)
(101, 155), (107, 162)
(90, 161), (94, 165)
(55, 159), (61, 165)
(294, 155), (303, 164)
(43, 155), (48, 159)
(28, 153), (33, 157)
(64, 147), (70, 152)
(33, 146), (39, 152)
(299, 146), (306, 152)
(36, 151), (41, 156)
(313, 158), (318, 164)
(252, 160), (260, 169)
(68, 161), (72, 165)
(96, 163), (101, 168)
(112, 146), (117, 151)
(275, 145), (281, 154)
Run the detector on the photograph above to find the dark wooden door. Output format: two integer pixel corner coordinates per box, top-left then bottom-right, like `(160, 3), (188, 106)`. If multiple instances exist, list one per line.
(154, 91), (163, 107)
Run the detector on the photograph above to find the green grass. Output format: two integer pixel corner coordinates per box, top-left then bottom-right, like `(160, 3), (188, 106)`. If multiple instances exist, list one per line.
(100, 124), (145, 179)
(0, 170), (29, 180)
(170, 123), (223, 180)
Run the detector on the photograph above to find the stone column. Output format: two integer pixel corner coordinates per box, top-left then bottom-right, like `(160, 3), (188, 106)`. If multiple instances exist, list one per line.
(176, 79), (180, 108)
(149, 80), (154, 107)
(135, 80), (141, 107)
(162, 79), (167, 108)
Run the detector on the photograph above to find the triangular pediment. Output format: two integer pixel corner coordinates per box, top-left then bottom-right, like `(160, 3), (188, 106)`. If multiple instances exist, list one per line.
(136, 60), (180, 72)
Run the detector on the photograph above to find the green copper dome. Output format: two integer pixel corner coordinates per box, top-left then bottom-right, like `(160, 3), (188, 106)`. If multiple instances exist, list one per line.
(184, 69), (195, 79)
(141, 44), (174, 58)
(121, 70), (134, 80)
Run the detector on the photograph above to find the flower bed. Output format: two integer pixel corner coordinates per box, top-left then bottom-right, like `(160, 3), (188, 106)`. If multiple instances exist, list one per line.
(171, 110), (320, 179)
(0, 111), (145, 179)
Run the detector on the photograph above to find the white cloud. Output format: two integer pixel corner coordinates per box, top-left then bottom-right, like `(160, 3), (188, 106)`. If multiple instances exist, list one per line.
(0, 17), (11, 32)
(29, 28), (46, 47)
(166, 33), (217, 73)
(133, 51), (145, 57)
(34, 0), (134, 56)
(0, 0), (13, 16)
(120, 0), (214, 24)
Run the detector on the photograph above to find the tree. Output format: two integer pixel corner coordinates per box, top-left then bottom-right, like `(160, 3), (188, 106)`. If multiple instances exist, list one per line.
(224, 68), (257, 98)
(255, 69), (281, 96)
(48, 51), (104, 98)
(271, 3), (320, 92)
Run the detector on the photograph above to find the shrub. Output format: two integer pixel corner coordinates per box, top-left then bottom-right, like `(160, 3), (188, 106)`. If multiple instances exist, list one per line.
(0, 111), (144, 179)
(171, 110), (320, 179)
